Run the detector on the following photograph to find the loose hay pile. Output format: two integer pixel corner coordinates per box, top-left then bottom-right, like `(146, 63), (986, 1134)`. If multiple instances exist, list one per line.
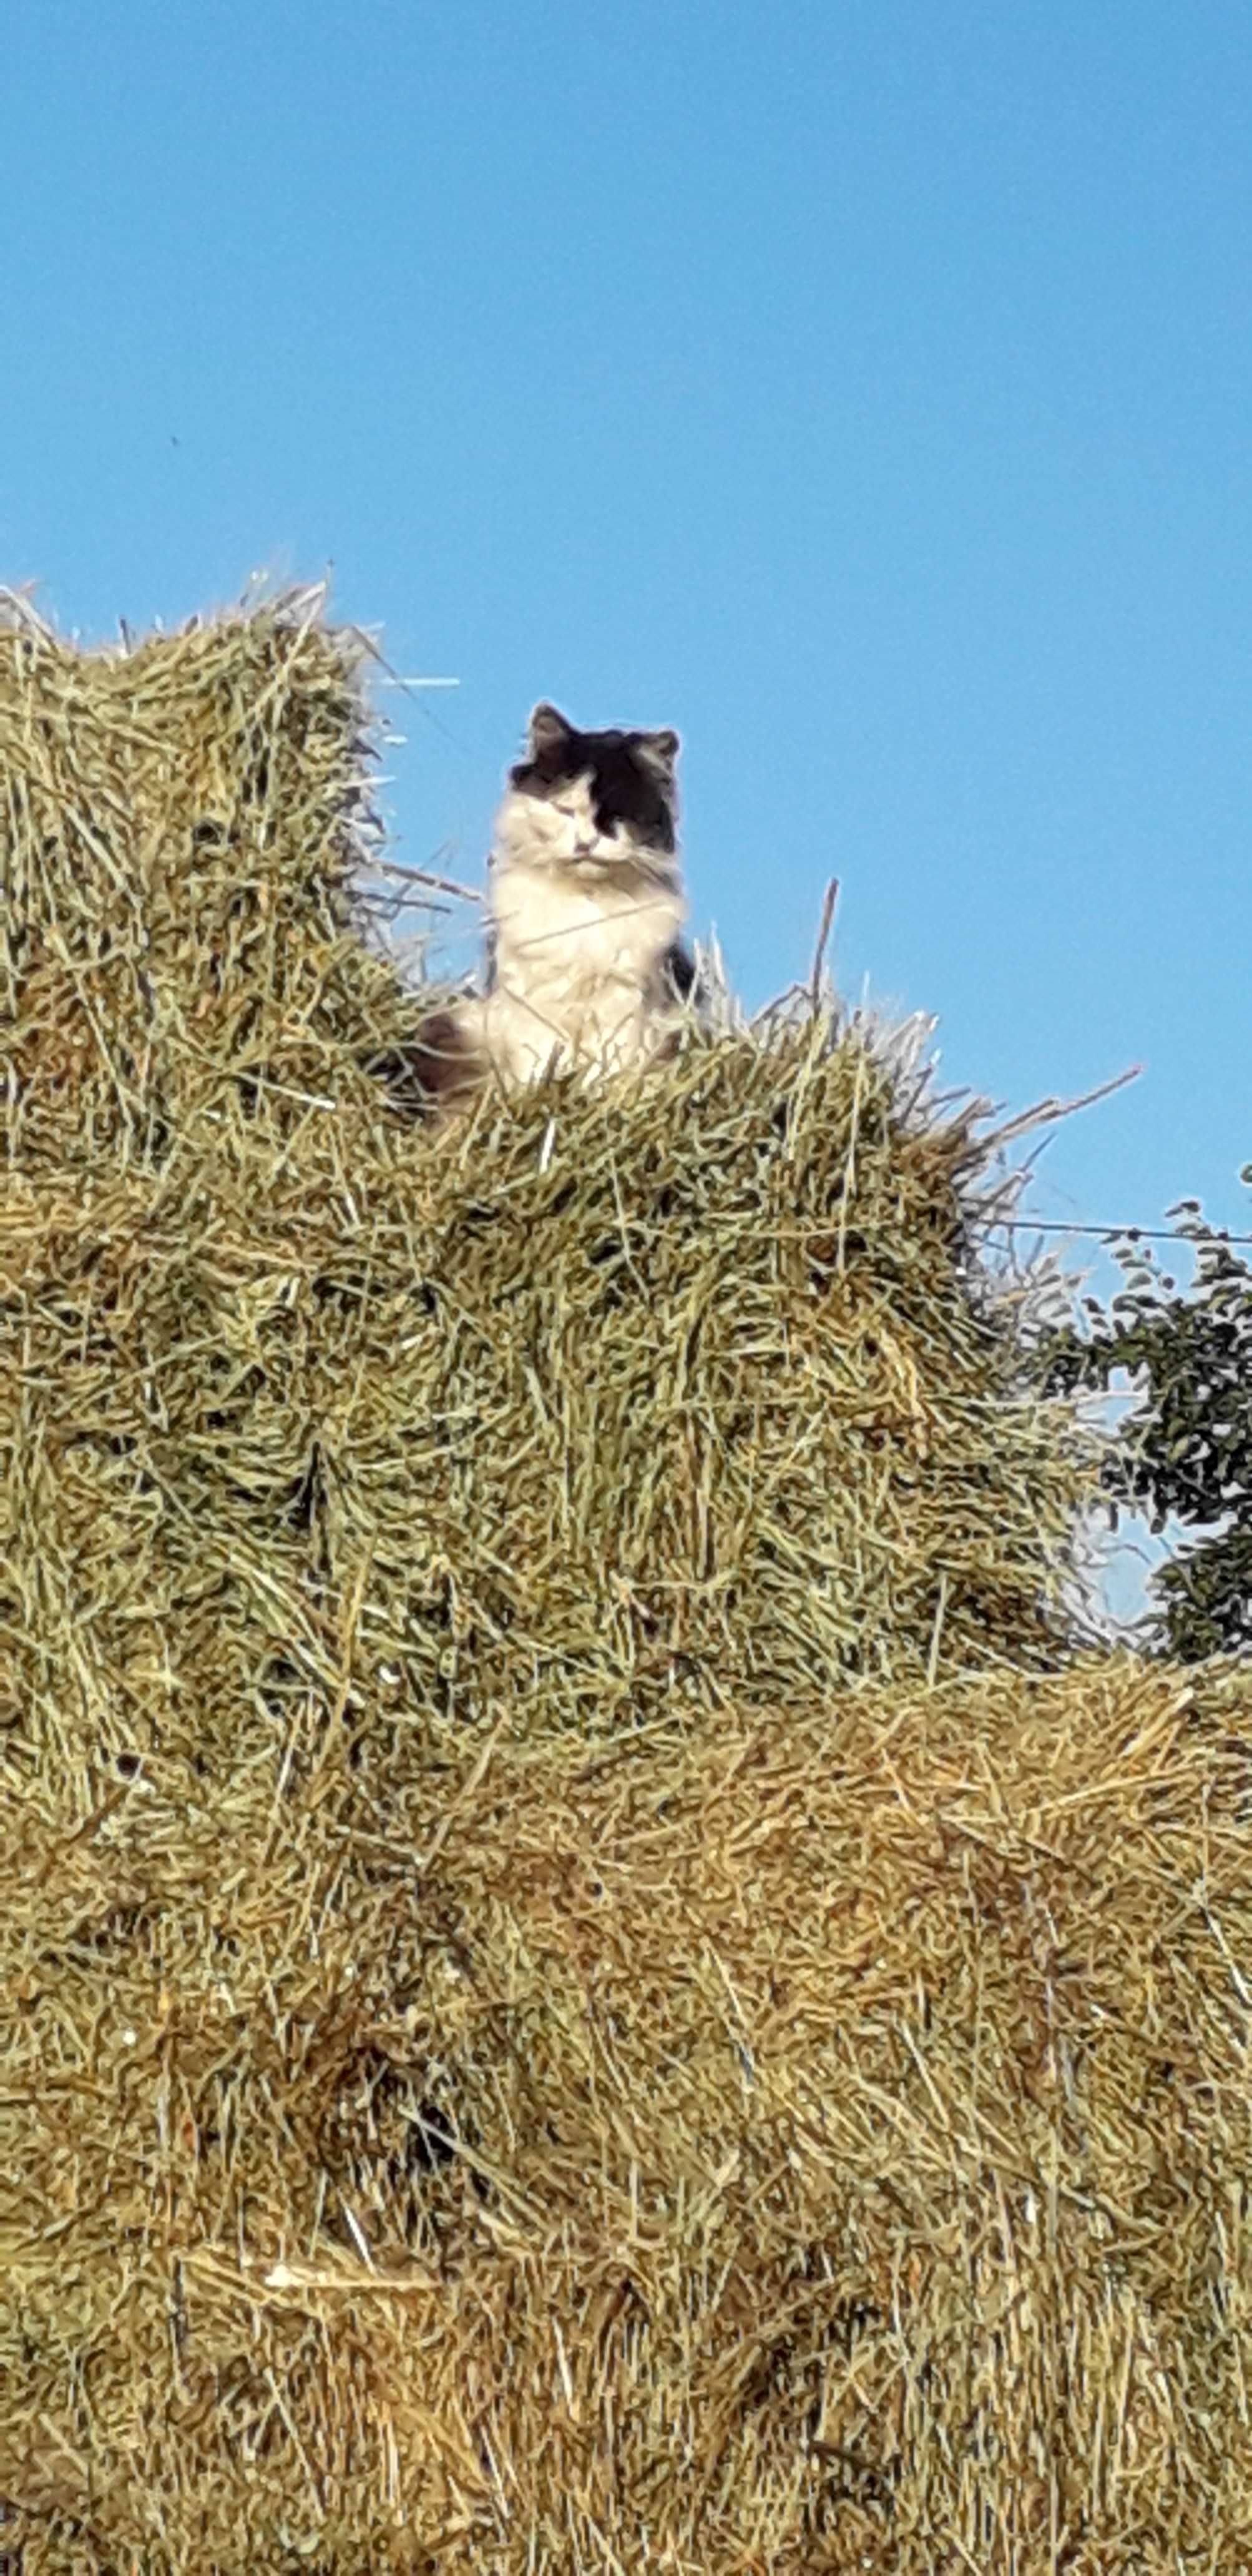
(2, 595), (1250, 2571)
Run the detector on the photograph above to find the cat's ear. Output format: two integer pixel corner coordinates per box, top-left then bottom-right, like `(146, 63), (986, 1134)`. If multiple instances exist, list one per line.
(526, 702), (574, 756)
(638, 727), (680, 776)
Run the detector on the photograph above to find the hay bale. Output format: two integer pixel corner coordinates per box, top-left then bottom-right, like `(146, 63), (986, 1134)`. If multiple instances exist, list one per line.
(0, 594), (1092, 1740)
(0, 588), (426, 1168)
(5, 597), (1248, 2570)
(5, 1659), (1252, 2570)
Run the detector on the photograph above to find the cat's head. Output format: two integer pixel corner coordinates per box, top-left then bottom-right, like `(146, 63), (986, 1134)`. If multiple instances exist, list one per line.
(495, 703), (680, 874)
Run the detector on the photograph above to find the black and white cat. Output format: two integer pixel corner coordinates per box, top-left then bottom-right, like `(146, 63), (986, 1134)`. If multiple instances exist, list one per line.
(411, 703), (698, 1113)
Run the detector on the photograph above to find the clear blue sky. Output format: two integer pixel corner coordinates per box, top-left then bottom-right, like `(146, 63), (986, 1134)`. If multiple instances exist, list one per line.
(5, 1), (1250, 1251)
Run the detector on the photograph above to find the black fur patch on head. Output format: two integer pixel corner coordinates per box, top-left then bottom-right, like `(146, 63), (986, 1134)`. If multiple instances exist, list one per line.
(510, 703), (679, 853)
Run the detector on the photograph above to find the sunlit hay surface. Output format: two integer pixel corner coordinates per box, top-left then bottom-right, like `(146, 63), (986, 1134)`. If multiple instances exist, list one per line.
(6, 1664), (1252, 2573)
(6, 598), (1248, 2572)
(0, 587), (436, 1174)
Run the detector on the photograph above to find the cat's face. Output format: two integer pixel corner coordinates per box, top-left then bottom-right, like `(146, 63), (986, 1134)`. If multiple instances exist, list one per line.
(496, 703), (680, 874)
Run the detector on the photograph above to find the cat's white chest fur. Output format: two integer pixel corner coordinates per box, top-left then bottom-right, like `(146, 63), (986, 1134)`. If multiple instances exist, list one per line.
(477, 788), (686, 1082)
(495, 858), (680, 1002)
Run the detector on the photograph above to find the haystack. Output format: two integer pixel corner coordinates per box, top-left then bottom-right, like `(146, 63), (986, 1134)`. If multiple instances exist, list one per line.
(2, 593), (1250, 2572)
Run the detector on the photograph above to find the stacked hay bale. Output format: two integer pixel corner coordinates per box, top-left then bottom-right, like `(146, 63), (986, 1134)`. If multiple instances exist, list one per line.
(2, 595), (1250, 2572)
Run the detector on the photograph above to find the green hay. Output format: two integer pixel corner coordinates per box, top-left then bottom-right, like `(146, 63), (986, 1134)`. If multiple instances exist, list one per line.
(4, 595), (1248, 2572)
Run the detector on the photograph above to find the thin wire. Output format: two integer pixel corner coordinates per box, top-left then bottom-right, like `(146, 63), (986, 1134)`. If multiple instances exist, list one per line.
(981, 1217), (1252, 1246)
